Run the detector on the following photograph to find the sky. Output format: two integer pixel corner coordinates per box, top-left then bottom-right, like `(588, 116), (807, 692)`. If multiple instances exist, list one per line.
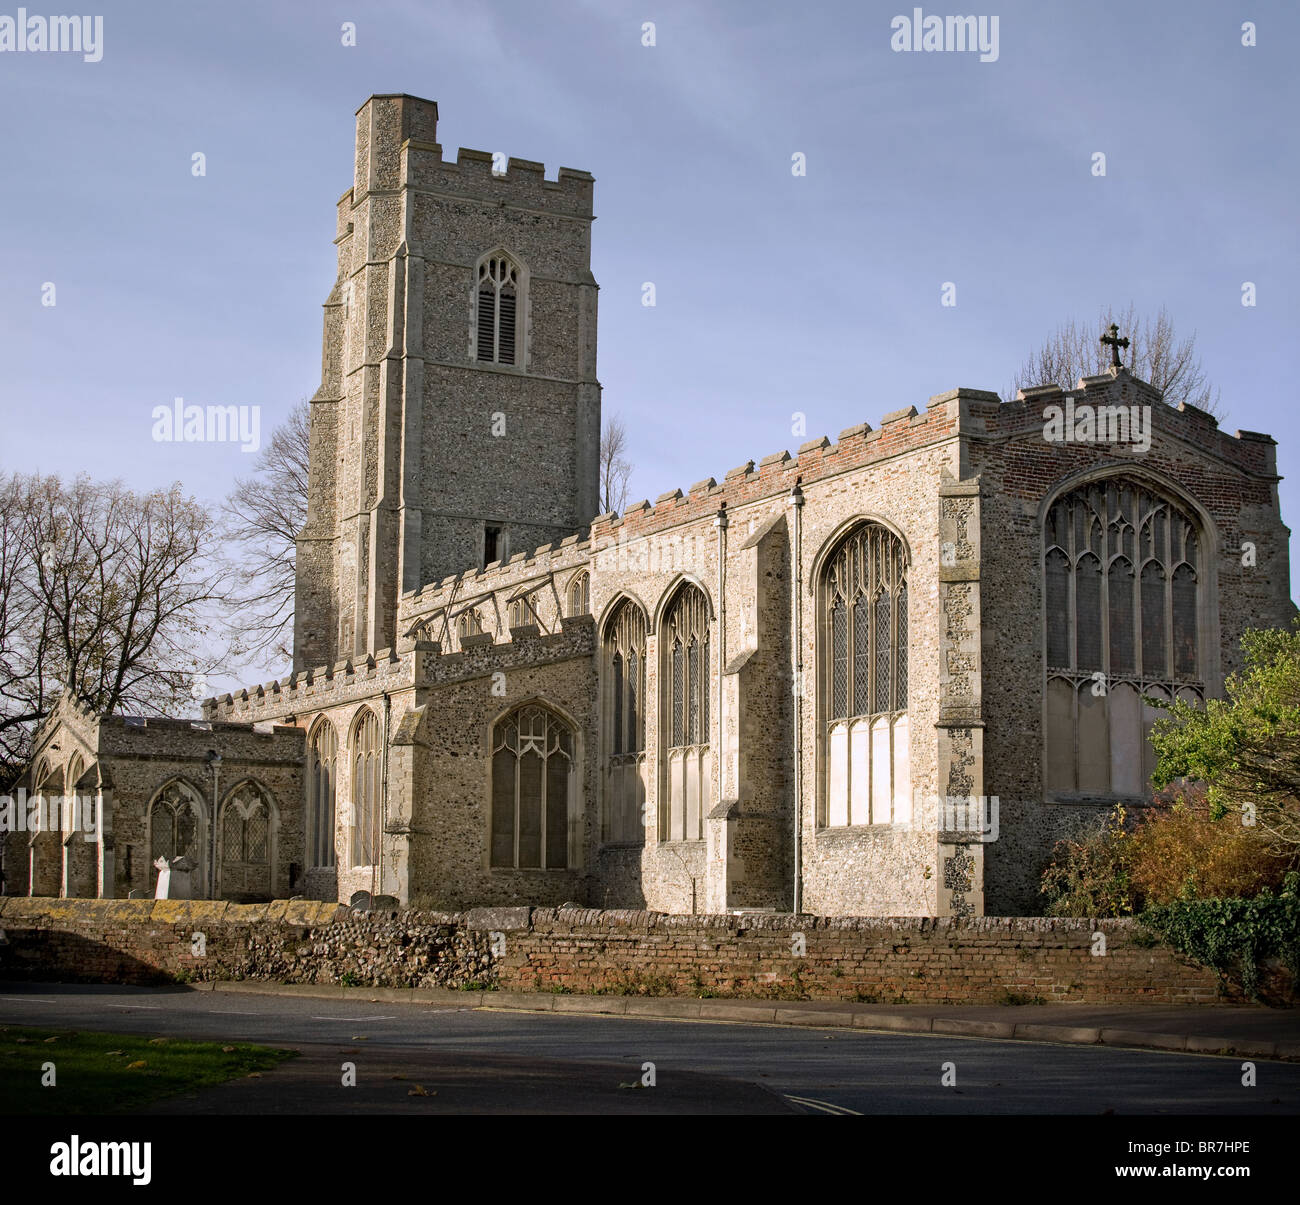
(0, 0), (1296, 689)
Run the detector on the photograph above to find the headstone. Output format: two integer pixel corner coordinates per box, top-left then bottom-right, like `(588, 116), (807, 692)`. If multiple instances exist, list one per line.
(349, 890), (373, 911)
(153, 856), (172, 899)
(168, 855), (196, 900)
(127, 889), (146, 899)
(371, 894), (400, 911)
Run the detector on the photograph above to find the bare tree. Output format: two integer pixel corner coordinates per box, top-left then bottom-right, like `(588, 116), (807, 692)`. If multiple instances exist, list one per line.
(220, 399), (310, 665)
(0, 472), (228, 780)
(1006, 304), (1223, 418)
(600, 413), (633, 515)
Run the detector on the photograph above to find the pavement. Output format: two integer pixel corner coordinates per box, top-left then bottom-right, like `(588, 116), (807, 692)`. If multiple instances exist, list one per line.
(190, 980), (1300, 1061)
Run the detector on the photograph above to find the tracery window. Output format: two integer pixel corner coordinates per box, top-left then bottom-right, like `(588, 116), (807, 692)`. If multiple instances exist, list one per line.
(219, 781), (273, 899)
(822, 524), (910, 826)
(661, 583), (711, 841)
(490, 704), (575, 869)
(458, 608), (484, 642)
(350, 709), (381, 867)
(509, 593), (537, 630)
(307, 719), (338, 869)
(1044, 477), (1203, 796)
(148, 780), (204, 893)
(475, 252), (521, 366)
(568, 571), (590, 617)
(604, 599), (647, 843)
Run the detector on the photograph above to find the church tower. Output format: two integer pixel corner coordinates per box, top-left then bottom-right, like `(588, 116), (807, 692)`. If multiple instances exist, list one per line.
(294, 94), (601, 670)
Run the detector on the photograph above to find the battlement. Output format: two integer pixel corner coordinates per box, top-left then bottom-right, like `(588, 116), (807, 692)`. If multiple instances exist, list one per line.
(588, 391), (961, 548)
(976, 368), (1280, 478)
(346, 92), (593, 220)
(204, 647), (409, 724)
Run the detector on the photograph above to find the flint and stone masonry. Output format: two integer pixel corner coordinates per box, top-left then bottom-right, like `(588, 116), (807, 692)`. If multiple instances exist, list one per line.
(6, 95), (1293, 919)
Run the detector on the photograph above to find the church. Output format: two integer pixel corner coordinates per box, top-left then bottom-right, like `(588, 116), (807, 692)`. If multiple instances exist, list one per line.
(9, 94), (1293, 917)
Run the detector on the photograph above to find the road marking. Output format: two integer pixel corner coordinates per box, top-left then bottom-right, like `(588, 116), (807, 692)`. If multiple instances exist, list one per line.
(786, 1094), (863, 1116)
(310, 1016), (397, 1022)
(107, 1004), (162, 1010)
(0, 997), (58, 1004)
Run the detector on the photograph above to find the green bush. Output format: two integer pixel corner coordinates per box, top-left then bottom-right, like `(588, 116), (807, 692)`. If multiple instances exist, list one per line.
(1139, 872), (1300, 1002)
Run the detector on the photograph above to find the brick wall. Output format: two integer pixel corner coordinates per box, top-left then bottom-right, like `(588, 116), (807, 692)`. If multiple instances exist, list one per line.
(0, 898), (1273, 1005)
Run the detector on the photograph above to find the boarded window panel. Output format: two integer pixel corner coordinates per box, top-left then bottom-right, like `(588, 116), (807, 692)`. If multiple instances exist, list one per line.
(874, 591), (891, 714)
(685, 749), (702, 840)
(1108, 683), (1143, 795)
(1046, 550), (1070, 667)
(849, 719), (869, 826)
(870, 716), (891, 824)
(828, 723), (849, 827)
(498, 290), (516, 365)
(668, 750), (685, 840)
(517, 750), (543, 868)
(1045, 678), (1076, 793)
(1142, 687), (1169, 786)
(476, 288), (495, 361)
(852, 595), (870, 716)
(1076, 555), (1103, 670)
(1108, 558), (1135, 674)
(1141, 562), (1167, 677)
(1077, 685), (1110, 793)
(1172, 566), (1197, 676)
(891, 715), (911, 824)
(831, 602), (848, 719)
(545, 753), (568, 868)
(491, 746), (515, 867)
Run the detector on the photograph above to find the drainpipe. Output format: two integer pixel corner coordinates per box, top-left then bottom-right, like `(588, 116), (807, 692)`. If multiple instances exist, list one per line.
(713, 504), (728, 803)
(376, 692), (390, 900)
(206, 750), (222, 900)
(788, 480), (805, 915)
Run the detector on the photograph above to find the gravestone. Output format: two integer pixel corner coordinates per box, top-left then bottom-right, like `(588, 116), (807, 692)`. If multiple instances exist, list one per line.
(349, 890), (372, 910)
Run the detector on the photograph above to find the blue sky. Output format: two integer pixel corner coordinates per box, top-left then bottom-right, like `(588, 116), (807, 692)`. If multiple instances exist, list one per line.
(1, 0), (1296, 609)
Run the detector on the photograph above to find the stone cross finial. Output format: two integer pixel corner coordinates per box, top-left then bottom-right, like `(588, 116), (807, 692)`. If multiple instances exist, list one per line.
(1100, 322), (1130, 369)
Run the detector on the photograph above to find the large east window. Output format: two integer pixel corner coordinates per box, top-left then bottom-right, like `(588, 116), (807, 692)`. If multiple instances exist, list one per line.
(1044, 477), (1203, 797)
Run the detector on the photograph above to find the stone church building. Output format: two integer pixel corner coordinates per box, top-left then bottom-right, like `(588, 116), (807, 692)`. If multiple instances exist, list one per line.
(7, 94), (1293, 916)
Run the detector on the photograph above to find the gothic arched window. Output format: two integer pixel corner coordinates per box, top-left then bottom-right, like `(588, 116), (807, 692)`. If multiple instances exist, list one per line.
(475, 252), (523, 367)
(1044, 477), (1203, 797)
(490, 704), (575, 868)
(219, 781), (274, 900)
(148, 780), (205, 895)
(661, 583), (711, 841)
(568, 571), (590, 617)
(821, 523), (910, 826)
(307, 719), (338, 869)
(350, 709), (381, 867)
(603, 599), (648, 843)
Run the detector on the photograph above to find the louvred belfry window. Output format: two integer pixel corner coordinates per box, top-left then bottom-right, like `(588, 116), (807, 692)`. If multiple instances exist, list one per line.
(476, 254), (519, 366)
(822, 524), (910, 826)
(1044, 478), (1204, 797)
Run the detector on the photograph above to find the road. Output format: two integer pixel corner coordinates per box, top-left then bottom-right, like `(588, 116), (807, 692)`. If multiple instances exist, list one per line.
(2, 982), (1297, 1115)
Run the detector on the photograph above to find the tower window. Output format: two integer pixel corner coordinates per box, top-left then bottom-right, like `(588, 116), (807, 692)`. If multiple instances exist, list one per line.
(484, 524), (503, 567)
(476, 254), (519, 366)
